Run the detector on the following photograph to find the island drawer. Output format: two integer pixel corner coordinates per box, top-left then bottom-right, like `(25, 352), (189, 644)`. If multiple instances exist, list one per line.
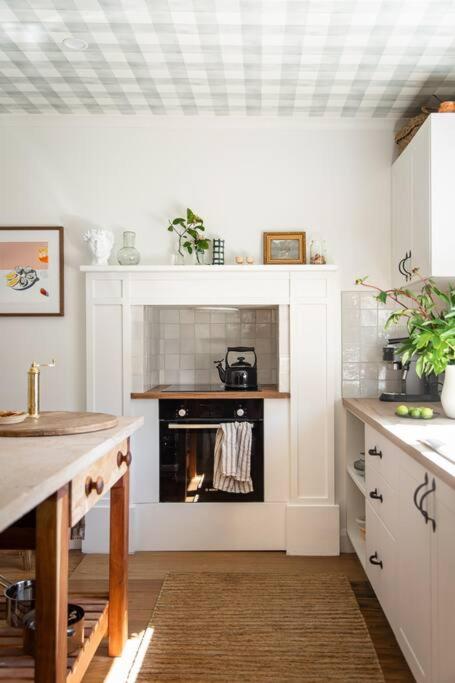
(365, 425), (402, 485)
(70, 438), (130, 526)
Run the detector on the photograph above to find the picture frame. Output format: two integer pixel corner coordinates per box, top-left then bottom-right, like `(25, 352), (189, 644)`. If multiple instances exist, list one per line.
(263, 231), (306, 265)
(0, 227), (64, 316)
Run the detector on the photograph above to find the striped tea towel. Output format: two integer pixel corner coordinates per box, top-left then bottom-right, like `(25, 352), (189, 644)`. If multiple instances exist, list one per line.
(213, 422), (253, 494)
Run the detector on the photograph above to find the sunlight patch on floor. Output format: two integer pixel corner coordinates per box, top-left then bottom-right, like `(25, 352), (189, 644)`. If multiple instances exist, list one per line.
(103, 627), (154, 683)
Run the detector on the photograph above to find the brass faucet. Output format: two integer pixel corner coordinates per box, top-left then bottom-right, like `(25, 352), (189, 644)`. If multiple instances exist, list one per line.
(27, 359), (56, 418)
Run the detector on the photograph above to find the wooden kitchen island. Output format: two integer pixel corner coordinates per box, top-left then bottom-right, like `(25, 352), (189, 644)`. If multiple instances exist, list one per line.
(0, 415), (143, 683)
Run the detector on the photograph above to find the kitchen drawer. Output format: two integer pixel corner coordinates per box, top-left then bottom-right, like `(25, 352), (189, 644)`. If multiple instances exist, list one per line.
(70, 439), (130, 526)
(366, 501), (397, 627)
(365, 466), (398, 538)
(365, 425), (401, 485)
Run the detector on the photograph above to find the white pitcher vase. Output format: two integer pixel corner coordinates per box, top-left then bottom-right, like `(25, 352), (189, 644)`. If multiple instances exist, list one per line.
(441, 364), (455, 419)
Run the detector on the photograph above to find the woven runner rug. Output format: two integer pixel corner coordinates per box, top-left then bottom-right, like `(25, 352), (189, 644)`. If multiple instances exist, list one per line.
(131, 572), (384, 682)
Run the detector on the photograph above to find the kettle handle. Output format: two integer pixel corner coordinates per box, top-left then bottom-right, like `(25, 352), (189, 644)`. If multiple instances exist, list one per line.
(226, 347), (257, 368)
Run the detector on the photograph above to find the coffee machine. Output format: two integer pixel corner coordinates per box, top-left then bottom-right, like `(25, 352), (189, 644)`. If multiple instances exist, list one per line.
(379, 337), (440, 402)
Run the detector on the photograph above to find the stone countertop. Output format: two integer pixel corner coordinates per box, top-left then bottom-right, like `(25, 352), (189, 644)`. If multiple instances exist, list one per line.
(343, 398), (455, 488)
(131, 385), (290, 399)
(0, 416), (143, 533)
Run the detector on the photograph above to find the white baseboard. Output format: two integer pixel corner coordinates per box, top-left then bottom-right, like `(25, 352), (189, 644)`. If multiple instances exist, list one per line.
(286, 503), (340, 555)
(82, 502), (341, 555)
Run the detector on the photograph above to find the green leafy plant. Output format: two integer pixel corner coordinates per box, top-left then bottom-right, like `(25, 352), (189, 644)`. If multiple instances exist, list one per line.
(355, 274), (455, 377)
(167, 208), (210, 263)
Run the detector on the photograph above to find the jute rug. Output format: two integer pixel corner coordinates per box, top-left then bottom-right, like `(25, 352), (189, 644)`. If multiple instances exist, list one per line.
(131, 573), (384, 682)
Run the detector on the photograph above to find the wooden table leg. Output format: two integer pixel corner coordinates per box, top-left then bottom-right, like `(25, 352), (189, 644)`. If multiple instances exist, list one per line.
(108, 467), (129, 656)
(35, 485), (69, 683)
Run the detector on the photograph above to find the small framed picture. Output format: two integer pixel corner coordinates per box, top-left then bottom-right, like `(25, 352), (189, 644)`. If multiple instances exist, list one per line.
(263, 231), (306, 265)
(0, 227), (64, 316)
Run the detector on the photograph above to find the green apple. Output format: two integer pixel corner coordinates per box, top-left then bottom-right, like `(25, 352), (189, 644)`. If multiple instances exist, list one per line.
(421, 407), (434, 420)
(410, 408), (422, 419)
(395, 405), (409, 417)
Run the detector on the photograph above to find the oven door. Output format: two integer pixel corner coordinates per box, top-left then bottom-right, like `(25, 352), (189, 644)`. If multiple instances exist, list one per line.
(159, 420), (263, 503)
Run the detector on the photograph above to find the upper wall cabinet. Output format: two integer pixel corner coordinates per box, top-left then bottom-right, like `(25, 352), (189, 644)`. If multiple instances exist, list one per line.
(391, 114), (455, 286)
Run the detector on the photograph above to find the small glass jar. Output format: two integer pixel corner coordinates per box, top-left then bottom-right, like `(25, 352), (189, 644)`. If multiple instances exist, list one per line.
(117, 230), (140, 266)
(310, 239), (327, 265)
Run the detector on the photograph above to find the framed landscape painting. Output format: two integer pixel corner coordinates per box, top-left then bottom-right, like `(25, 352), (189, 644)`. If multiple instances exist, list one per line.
(263, 231), (306, 265)
(0, 227), (64, 316)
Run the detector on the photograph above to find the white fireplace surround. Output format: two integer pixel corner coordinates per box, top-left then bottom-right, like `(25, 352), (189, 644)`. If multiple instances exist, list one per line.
(81, 265), (340, 555)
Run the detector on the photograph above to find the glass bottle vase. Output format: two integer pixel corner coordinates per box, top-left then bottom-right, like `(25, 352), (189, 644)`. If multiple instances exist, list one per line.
(117, 230), (140, 265)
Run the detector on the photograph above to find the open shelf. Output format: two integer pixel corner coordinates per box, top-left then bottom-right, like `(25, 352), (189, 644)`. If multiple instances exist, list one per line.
(0, 594), (108, 683)
(347, 463), (366, 496)
(347, 522), (366, 570)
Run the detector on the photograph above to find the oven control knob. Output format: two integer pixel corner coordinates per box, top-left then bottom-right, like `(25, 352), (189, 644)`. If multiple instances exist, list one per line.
(178, 408), (187, 417)
(236, 408), (245, 417)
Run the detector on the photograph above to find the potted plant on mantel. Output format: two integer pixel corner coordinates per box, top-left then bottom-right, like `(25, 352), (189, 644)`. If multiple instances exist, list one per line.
(167, 208), (210, 265)
(356, 274), (455, 418)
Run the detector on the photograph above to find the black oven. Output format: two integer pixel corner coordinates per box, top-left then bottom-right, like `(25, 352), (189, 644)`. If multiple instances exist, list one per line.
(159, 399), (264, 503)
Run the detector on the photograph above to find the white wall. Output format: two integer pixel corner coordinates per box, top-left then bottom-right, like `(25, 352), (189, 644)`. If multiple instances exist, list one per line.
(0, 115), (393, 417)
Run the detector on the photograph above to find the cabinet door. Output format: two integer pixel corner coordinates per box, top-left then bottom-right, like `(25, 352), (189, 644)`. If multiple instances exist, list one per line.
(410, 125), (431, 278)
(396, 459), (432, 682)
(391, 150), (412, 288)
(431, 476), (455, 683)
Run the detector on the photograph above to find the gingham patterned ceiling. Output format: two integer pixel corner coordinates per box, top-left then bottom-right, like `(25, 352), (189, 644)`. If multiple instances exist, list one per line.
(1, 0), (455, 117)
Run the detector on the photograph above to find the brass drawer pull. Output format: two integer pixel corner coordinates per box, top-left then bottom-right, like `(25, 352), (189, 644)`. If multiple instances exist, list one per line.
(85, 476), (104, 497)
(117, 450), (132, 468)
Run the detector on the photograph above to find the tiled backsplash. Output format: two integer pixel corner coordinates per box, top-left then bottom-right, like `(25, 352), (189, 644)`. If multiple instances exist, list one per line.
(132, 306), (278, 390)
(342, 291), (407, 398)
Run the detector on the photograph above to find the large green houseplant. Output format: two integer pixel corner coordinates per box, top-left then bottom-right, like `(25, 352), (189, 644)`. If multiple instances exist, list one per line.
(356, 275), (455, 417)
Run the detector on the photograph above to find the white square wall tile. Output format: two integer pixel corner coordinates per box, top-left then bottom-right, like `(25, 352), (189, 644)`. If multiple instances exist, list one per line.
(343, 363), (360, 380)
(165, 354), (180, 370)
(161, 309), (180, 323)
(256, 309), (272, 323)
(360, 309), (377, 327)
(180, 323), (195, 339)
(180, 354), (195, 370)
(360, 292), (378, 309)
(180, 370), (196, 383)
(180, 309), (195, 324)
(164, 324), (179, 340)
(342, 292), (360, 309)
(195, 324), (210, 338)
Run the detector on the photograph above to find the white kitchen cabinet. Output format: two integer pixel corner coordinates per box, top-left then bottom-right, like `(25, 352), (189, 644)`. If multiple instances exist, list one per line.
(391, 114), (455, 284)
(346, 413), (455, 682)
(396, 455), (433, 682)
(431, 476), (455, 683)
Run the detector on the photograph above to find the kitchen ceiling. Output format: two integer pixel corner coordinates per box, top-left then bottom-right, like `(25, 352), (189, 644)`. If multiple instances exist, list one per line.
(1, 0), (455, 117)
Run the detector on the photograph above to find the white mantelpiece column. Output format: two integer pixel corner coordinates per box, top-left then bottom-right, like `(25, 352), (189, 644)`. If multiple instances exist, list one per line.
(286, 272), (340, 554)
(81, 265), (340, 555)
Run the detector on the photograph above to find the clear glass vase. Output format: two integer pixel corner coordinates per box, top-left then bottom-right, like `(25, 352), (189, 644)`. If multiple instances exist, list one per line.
(117, 230), (140, 265)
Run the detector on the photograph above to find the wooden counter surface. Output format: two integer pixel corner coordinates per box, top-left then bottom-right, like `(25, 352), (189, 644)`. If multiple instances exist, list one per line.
(343, 397), (455, 488)
(0, 416), (143, 534)
(131, 384), (290, 399)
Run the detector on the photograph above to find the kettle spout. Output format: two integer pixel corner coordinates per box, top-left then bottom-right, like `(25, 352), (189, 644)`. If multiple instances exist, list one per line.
(214, 360), (226, 383)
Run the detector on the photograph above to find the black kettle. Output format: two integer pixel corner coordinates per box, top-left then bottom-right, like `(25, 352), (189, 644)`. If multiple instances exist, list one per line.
(214, 347), (258, 390)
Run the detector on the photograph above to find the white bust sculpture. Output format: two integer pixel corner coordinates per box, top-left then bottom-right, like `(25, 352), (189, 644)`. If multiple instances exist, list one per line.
(83, 227), (114, 265)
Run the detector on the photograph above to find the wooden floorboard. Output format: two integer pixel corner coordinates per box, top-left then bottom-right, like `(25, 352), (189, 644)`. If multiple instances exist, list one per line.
(0, 550), (414, 682)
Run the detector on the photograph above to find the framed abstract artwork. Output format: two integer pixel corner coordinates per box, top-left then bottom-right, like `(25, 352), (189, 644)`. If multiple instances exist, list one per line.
(263, 231), (306, 265)
(0, 227), (64, 316)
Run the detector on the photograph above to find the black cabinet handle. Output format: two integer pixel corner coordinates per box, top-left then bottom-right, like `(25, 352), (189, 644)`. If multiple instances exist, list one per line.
(369, 552), (383, 569)
(368, 446), (382, 459)
(413, 472), (428, 512)
(419, 477), (437, 532)
(369, 488), (383, 503)
(398, 257), (406, 277)
(402, 251), (412, 281)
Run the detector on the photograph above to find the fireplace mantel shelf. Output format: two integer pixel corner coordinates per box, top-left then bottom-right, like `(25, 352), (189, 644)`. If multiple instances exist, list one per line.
(80, 264), (338, 272)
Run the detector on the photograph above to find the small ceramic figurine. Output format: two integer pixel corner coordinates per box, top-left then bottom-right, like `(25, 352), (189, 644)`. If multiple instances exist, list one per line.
(246, 256), (254, 265)
(82, 227), (114, 265)
(235, 256), (244, 264)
